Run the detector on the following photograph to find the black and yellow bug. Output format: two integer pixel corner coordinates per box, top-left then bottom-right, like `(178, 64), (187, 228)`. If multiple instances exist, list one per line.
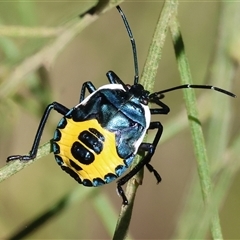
(7, 6), (235, 205)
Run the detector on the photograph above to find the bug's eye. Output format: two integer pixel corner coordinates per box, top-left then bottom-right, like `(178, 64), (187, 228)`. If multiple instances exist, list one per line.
(125, 84), (131, 89)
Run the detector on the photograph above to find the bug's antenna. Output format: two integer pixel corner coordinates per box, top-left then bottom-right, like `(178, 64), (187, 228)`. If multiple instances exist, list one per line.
(116, 6), (139, 85)
(150, 84), (236, 98)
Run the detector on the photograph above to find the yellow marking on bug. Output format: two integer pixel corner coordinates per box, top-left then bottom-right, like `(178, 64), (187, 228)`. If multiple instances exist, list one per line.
(55, 119), (124, 182)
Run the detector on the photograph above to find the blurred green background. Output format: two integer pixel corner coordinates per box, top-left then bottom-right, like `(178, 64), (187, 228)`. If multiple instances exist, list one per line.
(0, 1), (239, 239)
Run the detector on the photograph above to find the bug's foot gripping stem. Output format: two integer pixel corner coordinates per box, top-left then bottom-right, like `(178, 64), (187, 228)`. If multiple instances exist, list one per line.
(7, 154), (34, 162)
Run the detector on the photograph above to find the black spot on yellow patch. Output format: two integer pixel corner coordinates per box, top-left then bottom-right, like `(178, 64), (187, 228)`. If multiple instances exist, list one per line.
(53, 119), (125, 185)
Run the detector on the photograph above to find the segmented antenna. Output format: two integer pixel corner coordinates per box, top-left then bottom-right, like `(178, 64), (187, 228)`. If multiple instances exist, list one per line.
(116, 6), (139, 85)
(150, 84), (236, 98)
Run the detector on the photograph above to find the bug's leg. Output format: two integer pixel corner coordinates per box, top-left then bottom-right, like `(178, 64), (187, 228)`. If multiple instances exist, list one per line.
(106, 71), (129, 91)
(150, 97), (170, 115)
(106, 71), (122, 84)
(7, 102), (69, 162)
(79, 81), (97, 102)
(116, 121), (163, 205)
(140, 143), (162, 183)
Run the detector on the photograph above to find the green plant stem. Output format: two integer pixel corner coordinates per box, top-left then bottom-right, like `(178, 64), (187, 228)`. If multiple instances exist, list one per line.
(169, 15), (211, 206)
(0, 142), (50, 183)
(0, 26), (63, 37)
(171, 1), (238, 239)
(169, 15), (222, 240)
(141, 0), (178, 92)
(113, 1), (178, 239)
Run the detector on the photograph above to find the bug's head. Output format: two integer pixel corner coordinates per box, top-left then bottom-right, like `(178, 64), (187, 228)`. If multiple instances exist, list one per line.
(128, 83), (150, 105)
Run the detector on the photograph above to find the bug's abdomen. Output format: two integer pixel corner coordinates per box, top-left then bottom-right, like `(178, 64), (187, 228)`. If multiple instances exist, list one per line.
(52, 118), (131, 187)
